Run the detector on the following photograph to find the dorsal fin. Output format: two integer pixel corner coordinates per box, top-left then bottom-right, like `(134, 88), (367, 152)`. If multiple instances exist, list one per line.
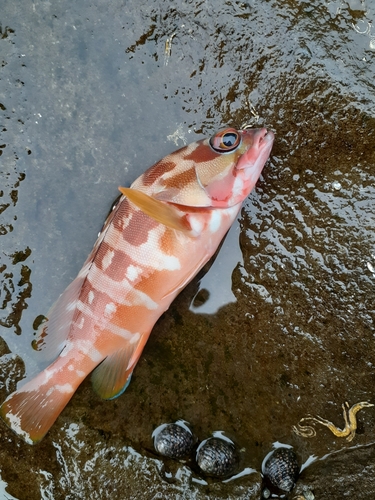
(32, 195), (126, 361)
(32, 273), (87, 360)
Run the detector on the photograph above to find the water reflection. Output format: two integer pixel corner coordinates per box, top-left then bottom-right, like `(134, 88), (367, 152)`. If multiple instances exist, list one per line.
(189, 222), (242, 314)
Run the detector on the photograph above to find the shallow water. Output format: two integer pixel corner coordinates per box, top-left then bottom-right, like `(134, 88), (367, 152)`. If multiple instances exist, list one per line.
(1, 0), (375, 498)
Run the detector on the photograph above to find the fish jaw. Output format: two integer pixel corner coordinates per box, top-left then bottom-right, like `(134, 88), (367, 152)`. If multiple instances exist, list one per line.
(228, 128), (274, 206)
(236, 128), (274, 174)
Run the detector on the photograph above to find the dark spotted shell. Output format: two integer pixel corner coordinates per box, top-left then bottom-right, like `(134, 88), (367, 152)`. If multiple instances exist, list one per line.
(263, 447), (300, 492)
(196, 437), (239, 477)
(153, 422), (194, 459)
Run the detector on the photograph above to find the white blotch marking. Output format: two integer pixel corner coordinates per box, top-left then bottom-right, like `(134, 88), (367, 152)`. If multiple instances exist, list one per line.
(59, 342), (75, 358)
(86, 345), (103, 362)
(43, 368), (57, 383)
(126, 264), (142, 281)
(209, 210), (222, 233)
(5, 413), (33, 445)
(76, 300), (96, 318)
(104, 302), (117, 317)
(68, 364), (74, 371)
(105, 322), (137, 341)
(232, 175), (245, 201)
(114, 226), (181, 271)
(60, 339), (102, 363)
(76, 370), (85, 378)
(88, 290), (95, 304)
(89, 264), (158, 310)
(188, 216), (204, 236)
(77, 317), (85, 329)
(128, 288), (158, 310)
(46, 383), (74, 397)
(102, 249), (115, 271)
(130, 332), (141, 344)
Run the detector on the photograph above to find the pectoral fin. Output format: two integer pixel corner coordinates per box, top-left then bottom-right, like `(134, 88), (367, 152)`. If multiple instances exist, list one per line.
(118, 187), (191, 233)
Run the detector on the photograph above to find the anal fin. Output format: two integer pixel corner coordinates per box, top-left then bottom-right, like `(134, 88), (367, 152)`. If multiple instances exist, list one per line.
(91, 330), (153, 400)
(91, 346), (136, 400)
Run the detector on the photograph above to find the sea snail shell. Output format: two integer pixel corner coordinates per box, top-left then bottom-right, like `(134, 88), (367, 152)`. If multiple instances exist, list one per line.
(263, 447), (300, 492)
(153, 421), (194, 459)
(196, 437), (239, 477)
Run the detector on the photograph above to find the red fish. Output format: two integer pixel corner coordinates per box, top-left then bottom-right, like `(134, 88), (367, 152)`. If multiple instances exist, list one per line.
(0, 127), (274, 443)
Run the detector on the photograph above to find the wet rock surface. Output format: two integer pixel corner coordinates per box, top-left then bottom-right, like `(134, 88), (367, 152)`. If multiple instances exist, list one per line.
(1, 0), (375, 498)
(294, 444), (375, 499)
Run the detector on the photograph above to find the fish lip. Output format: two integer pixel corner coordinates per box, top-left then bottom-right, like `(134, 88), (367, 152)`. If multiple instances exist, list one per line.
(236, 127), (274, 171)
(249, 127), (275, 147)
(259, 129), (275, 155)
(261, 128), (275, 146)
(241, 127), (275, 151)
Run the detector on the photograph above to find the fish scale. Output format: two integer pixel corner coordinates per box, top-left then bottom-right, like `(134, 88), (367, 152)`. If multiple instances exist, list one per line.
(0, 127), (274, 444)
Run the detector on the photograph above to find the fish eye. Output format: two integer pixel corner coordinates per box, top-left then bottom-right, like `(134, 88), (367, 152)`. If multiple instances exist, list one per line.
(209, 128), (241, 153)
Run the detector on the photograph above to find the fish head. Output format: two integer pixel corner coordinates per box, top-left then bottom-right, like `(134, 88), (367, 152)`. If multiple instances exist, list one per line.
(194, 127), (274, 207)
(134, 127), (274, 209)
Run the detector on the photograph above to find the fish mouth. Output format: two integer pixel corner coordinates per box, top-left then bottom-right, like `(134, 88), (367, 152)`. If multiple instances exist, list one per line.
(247, 127), (274, 152)
(257, 128), (274, 159)
(236, 127), (275, 171)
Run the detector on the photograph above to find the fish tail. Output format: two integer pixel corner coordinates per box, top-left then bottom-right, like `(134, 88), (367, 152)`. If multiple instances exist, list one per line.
(0, 359), (85, 444)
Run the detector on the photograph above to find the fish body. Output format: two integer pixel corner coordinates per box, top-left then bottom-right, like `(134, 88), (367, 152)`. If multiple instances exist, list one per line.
(0, 127), (274, 443)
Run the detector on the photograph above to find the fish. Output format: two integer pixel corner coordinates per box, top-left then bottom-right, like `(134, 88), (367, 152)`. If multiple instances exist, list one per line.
(0, 126), (274, 444)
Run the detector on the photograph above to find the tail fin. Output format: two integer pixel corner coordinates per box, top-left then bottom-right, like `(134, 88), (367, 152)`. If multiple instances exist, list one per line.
(0, 364), (81, 444)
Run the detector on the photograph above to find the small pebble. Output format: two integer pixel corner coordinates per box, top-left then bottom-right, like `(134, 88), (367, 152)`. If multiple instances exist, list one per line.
(153, 422), (194, 459)
(262, 487), (271, 498)
(296, 487), (315, 500)
(196, 437), (239, 477)
(263, 447), (300, 492)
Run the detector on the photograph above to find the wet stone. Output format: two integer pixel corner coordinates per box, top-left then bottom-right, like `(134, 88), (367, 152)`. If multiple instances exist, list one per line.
(262, 488), (271, 499)
(196, 437), (239, 478)
(0, 338), (25, 396)
(153, 422), (194, 459)
(263, 447), (300, 493)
